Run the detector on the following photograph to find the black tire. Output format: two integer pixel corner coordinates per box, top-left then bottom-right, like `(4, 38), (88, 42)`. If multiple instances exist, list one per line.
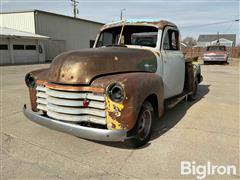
(226, 57), (229, 64)
(188, 80), (198, 101)
(124, 101), (154, 148)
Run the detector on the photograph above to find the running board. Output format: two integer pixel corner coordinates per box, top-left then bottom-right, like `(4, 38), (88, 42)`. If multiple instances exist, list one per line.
(164, 91), (192, 110)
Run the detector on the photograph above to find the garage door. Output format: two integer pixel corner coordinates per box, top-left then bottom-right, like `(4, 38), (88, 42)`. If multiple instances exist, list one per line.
(0, 39), (11, 65)
(12, 39), (38, 64)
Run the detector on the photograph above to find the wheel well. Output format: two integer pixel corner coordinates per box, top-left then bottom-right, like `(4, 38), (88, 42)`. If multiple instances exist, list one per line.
(145, 94), (159, 118)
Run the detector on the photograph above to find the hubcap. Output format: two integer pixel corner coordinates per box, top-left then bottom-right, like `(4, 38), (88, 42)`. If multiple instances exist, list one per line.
(138, 109), (152, 140)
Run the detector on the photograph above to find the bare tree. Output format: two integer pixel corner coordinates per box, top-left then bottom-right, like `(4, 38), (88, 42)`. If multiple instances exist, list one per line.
(182, 37), (197, 47)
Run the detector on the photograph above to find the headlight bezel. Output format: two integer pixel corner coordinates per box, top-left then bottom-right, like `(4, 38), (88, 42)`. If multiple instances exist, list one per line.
(25, 73), (36, 88)
(106, 83), (125, 103)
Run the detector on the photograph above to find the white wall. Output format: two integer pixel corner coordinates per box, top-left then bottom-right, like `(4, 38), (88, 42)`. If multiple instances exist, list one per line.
(0, 11), (103, 61)
(35, 12), (103, 60)
(0, 12), (35, 33)
(197, 39), (234, 47)
(211, 38), (233, 47)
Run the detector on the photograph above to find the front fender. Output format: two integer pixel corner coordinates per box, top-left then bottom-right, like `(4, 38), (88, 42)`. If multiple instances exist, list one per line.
(25, 68), (49, 111)
(91, 72), (164, 130)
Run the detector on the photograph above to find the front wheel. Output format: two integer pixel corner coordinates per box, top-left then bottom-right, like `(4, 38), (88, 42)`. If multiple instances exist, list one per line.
(124, 101), (154, 148)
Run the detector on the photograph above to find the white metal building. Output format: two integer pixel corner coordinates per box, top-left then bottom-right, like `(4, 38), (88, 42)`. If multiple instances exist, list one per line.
(0, 10), (104, 61)
(0, 27), (49, 65)
(197, 34), (236, 47)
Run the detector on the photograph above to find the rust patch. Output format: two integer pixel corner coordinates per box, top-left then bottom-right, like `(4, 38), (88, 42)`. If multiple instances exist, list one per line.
(92, 72), (165, 130)
(105, 96), (125, 130)
(45, 83), (105, 93)
(29, 87), (37, 112)
(101, 20), (177, 31)
(47, 47), (157, 85)
(36, 79), (47, 86)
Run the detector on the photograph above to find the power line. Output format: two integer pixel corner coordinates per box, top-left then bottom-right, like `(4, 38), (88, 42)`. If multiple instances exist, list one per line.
(70, 0), (79, 18)
(180, 18), (240, 28)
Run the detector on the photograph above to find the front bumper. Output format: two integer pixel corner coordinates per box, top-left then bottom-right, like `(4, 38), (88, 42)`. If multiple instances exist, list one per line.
(203, 57), (227, 62)
(23, 105), (127, 142)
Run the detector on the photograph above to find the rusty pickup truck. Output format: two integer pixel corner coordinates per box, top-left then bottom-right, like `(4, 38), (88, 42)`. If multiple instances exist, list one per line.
(23, 20), (202, 148)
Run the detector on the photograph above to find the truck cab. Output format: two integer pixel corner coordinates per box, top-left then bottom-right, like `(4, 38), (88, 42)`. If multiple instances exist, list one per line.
(94, 21), (189, 99)
(23, 20), (202, 148)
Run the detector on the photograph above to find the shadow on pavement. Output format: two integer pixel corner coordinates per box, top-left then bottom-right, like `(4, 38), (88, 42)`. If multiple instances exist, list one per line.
(92, 84), (210, 149)
(151, 84), (210, 140)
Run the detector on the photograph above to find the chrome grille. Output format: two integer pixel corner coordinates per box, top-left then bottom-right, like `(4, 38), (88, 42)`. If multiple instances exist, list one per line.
(36, 85), (106, 125)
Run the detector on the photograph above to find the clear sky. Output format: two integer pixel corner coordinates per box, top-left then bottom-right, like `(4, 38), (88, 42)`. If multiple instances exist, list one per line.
(1, 0), (239, 43)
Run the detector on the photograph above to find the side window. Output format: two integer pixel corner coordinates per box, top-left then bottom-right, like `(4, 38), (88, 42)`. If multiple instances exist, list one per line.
(163, 29), (179, 50)
(171, 31), (177, 50)
(97, 32), (113, 47)
(163, 31), (170, 50)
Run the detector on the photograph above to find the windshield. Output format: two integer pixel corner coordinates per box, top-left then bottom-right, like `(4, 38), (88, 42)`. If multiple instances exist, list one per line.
(207, 46), (226, 51)
(96, 25), (158, 48)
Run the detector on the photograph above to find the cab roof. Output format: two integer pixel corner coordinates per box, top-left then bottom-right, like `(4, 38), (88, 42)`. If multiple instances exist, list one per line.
(101, 20), (177, 31)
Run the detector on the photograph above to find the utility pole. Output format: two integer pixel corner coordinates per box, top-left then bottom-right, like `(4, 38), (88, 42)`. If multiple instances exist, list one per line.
(70, 0), (79, 18)
(217, 32), (220, 45)
(120, 8), (126, 20)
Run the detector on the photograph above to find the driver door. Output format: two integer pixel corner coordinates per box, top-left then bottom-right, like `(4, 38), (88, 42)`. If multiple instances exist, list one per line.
(161, 26), (185, 99)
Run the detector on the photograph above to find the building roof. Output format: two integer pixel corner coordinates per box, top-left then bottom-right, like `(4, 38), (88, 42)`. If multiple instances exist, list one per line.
(198, 34), (236, 43)
(0, 9), (104, 25)
(101, 20), (177, 31)
(0, 27), (49, 39)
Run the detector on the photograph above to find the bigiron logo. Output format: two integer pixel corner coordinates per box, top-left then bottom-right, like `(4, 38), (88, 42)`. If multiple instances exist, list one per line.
(181, 161), (237, 179)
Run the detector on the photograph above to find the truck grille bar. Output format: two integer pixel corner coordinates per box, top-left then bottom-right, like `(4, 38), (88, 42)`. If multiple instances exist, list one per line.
(36, 85), (106, 125)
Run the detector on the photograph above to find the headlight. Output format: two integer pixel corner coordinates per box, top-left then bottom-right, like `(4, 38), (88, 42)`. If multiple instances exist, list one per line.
(25, 73), (36, 88)
(107, 83), (125, 102)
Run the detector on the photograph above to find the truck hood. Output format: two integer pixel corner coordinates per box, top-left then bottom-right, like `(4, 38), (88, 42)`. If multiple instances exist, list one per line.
(48, 47), (157, 85)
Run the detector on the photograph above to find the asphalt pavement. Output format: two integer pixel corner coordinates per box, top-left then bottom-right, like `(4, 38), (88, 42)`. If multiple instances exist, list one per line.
(1, 59), (239, 179)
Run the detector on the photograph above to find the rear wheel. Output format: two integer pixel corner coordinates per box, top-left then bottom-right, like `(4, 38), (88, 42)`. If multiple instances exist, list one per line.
(125, 101), (154, 148)
(188, 80), (198, 101)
